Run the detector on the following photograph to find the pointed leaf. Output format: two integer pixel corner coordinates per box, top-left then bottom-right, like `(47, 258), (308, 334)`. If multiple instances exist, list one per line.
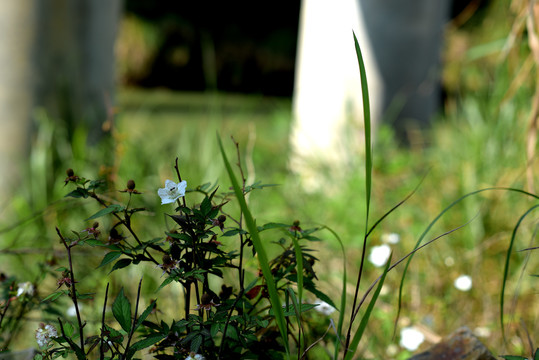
(130, 333), (166, 351)
(112, 288), (132, 332)
(86, 204), (124, 221)
(98, 251), (122, 268)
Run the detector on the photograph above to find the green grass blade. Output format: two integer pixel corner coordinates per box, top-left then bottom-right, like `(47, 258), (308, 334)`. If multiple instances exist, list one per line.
(344, 254), (392, 360)
(353, 30), (372, 232)
(395, 187), (539, 335)
(286, 287), (304, 358)
(217, 135), (289, 355)
(500, 204), (539, 340)
(353, 33), (372, 224)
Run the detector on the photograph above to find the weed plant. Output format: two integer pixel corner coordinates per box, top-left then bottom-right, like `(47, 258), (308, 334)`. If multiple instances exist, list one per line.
(1, 1), (539, 358)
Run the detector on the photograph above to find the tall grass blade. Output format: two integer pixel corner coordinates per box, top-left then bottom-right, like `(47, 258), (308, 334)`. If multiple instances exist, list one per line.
(353, 31), (372, 224)
(344, 254), (392, 360)
(395, 187), (539, 335)
(500, 204), (539, 339)
(344, 31), (372, 354)
(217, 135), (289, 355)
(345, 30), (373, 354)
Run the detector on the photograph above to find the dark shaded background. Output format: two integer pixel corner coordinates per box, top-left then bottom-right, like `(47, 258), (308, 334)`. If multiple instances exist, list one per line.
(121, 0), (488, 96)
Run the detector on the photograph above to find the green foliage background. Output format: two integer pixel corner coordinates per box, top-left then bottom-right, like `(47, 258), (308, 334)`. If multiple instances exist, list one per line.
(1, 0), (538, 358)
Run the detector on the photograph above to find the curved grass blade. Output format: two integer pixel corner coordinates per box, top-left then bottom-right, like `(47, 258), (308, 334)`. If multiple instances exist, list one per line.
(217, 135), (289, 355)
(500, 204), (539, 339)
(395, 187), (539, 336)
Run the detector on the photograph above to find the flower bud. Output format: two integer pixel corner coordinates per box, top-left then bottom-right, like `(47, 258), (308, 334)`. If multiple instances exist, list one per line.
(217, 215), (226, 223)
(162, 254), (173, 265)
(201, 292), (212, 305)
(127, 179), (136, 190)
(66, 168), (74, 177)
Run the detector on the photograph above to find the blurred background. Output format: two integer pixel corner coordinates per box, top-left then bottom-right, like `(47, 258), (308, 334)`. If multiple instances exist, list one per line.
(0, 0), (538, 358)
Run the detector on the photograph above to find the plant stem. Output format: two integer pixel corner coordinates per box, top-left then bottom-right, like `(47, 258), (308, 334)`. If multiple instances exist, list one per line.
(56, 227), (85, 353)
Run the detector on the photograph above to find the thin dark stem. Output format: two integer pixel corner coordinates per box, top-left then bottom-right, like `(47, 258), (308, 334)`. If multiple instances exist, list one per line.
(99, 283), (110, 360)
(123, 279), (143, 359)
(174, 157), (188, 209)
(56, 227), (85, 353)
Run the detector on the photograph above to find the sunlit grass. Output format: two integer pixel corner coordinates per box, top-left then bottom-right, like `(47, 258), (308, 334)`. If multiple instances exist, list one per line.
(1, 0), (538, 356)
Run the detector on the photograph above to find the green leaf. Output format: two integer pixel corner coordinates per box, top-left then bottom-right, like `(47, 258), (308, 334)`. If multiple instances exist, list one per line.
(200, 196), (213, 216)
(222, 228), (248, 237)
(61, 320), (75, 337)
(305, 285), (337, 310)
(257, 222), (289, 231)
(75, 292), (95, 300)
(98, 251), (122, 268)
(41, 290), (69, 303)
(210, 323), (220, 337)
(155, 275), (177, 293)
(166, 231), (192, 242)
(134, 301), (156, 331)
(130, 333), (166, 351)
(87, 180), (105, 190)
(86, 204), (125, 221)
(500, 356), (527, 360)
(190, 334), (203, 353)
(112, 288), (132, 333)
(110, 258), (132, 273)
(65, 188), (89, 199)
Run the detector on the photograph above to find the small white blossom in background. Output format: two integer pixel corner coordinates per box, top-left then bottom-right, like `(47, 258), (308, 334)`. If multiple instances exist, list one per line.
(444, 256), (455, 267)
(313, 299), (335, 316)
(158, 179), (187, 205)
(35, 323), (58, 347)
(473, 326), (491, 338)
(185, 353), (205, 360)
(67, 304), (80, 317)
(454, 275), (472, 292)
(16, 282), (35, 298)
(400, 326), (425, 351)
(368, 244), (391, 267)
(382, 232), (400, 244)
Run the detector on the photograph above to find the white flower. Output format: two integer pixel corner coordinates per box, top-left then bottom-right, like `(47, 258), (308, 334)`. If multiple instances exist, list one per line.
(185, 353), (205, 360)
(67, 304), (80, 317)
(313, 299), (335, 316)
(35, 323), (58, 347)
(399, 326), (425, 351)
(382, 233), (400, 244)
(454, 275), (472, 292)
(16, 282), (35, 298)
(368, 244), (391, 267)
(158, 179), (187, 204)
